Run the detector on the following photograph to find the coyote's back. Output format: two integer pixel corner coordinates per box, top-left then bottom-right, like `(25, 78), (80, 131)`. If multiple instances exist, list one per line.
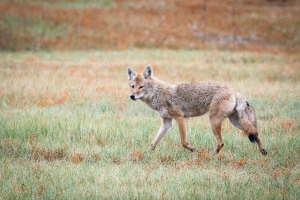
(168, 82), (236, 118)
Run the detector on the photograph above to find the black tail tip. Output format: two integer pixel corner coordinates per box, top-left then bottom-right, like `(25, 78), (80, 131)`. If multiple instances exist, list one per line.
(248, 133), (258, 143)
(261, 149), (267, 155)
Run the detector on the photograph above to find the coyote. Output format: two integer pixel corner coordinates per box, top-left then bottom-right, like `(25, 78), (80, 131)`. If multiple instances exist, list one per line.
(127, 65), (267, 155)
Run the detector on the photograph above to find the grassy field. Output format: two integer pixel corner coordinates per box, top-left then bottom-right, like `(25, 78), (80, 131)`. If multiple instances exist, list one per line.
(0, 49), (299, 199)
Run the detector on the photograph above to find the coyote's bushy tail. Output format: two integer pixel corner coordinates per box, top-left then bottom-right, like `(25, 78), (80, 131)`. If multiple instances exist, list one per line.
(229, 92), (267, 155)
(228, 93), (258, 142)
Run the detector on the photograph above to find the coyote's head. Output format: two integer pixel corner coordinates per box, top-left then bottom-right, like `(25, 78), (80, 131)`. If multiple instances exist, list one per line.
(127, 65), (154, 101)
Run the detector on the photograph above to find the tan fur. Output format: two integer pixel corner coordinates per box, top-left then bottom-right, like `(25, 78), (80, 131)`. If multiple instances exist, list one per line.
(128, 65), (267, 155)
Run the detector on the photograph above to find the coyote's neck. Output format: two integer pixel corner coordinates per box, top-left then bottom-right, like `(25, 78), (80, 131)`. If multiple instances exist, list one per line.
(152, 77), (170, 86)
(141, 77), (170, 111)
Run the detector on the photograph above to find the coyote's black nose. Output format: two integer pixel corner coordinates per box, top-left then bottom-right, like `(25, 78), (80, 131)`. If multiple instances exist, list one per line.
(130, 95), (135, 100)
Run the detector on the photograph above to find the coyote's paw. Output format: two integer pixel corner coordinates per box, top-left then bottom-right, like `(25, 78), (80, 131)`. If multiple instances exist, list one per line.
(150, 144), (156, 150)
(186, 142), (196, 152)
(261, 149), (267, 155)
(190, 147), (196, 152)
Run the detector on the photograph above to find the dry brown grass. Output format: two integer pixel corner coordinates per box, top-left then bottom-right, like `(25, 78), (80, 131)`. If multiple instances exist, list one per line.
(31, 146), (67, 161)
(175, 147), (210, 169)
(270, 169), (281, 179)
(197, 146), (210, 162)
(70, 152), (85, 164)
(130, 149), (144, 162)
(231, 155), (248, 168)
(253, 158), (268, 165)
(281, 120), (297, 133)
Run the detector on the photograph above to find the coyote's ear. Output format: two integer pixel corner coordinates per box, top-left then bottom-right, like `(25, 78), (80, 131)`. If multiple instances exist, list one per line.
(128, 67), (136, 80)
(143, 65), (153, 79)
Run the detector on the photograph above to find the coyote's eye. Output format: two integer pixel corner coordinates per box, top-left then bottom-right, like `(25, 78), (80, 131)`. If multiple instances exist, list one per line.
(139, 86), (144, 89)
(131, 85), (134, 89)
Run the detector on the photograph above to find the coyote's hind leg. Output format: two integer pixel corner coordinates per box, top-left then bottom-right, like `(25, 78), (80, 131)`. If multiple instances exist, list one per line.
(209, 115), (224, 154)
(209, 95), (235, 154)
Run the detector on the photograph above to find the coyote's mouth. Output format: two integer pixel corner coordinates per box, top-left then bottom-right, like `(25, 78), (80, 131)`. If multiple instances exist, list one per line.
(130, 95), (138, 101)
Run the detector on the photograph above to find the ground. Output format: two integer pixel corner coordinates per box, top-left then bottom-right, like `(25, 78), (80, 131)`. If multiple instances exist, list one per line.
(0, 49), (299, 199)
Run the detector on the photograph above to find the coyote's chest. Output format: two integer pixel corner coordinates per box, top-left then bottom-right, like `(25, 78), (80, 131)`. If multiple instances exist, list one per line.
(143, 93), (174, 118)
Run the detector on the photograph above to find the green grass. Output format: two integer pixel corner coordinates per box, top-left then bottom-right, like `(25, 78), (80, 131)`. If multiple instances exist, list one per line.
(0, 49), (299, 199)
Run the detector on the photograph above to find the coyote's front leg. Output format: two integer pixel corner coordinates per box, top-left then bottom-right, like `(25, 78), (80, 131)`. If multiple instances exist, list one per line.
(176, 117), (196, 152)
(150, 117), (172, 150)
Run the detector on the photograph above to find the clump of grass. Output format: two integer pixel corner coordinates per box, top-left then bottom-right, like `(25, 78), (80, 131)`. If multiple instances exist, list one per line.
(31, 146), (67, 161)
(130, 149), (144, 162)
(231, 155), (248, 168)
(70, 151), (85, 164)
(197, 147), (210, 162)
